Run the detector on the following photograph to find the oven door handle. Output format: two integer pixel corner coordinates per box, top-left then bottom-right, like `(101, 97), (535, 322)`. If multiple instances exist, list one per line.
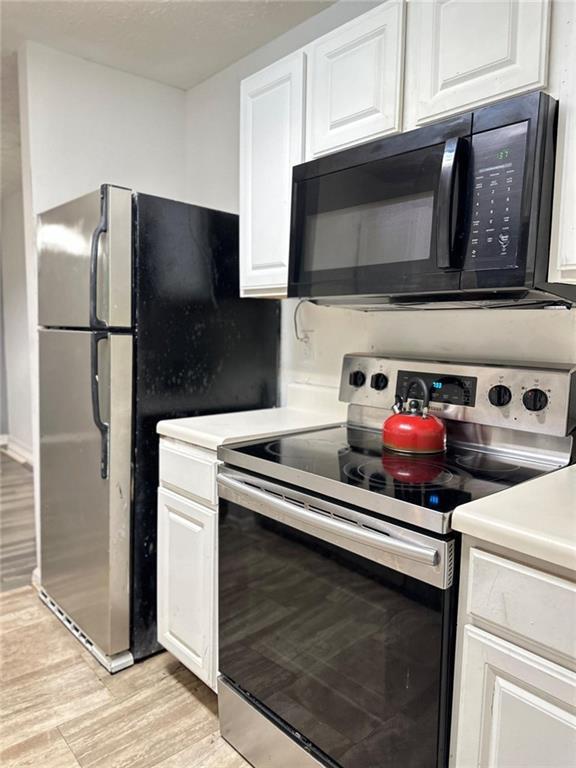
(218, 473), (439, 567)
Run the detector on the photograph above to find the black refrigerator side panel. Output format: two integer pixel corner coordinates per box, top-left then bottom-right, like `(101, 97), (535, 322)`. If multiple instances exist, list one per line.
(131, 193), (280, 660)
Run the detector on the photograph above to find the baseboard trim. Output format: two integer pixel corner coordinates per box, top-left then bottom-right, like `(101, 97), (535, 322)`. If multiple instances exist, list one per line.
(2, 436), (33, 466)
(32, 567), (41, 590)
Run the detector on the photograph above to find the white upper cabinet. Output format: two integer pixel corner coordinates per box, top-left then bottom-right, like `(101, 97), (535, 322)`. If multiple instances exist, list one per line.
(548, 0), (576, 283)
(404, 0), (551, 128)
(306, 1), (405, 159)
(239, 52), (305, 297)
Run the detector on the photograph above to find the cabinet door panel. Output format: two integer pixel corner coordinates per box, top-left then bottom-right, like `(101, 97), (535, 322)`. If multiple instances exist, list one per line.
(405, 0), (550, 128)
(307, 1), (404, 158)
(157, 488), (217, 690)
(454, 625), (576, 768)
(549, 0), (576, 284)
(240, 52), (305, 297)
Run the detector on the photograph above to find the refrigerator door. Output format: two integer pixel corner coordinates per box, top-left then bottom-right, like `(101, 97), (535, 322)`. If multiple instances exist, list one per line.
(39, 328), (132, 656)
(38, 186), (132, 329)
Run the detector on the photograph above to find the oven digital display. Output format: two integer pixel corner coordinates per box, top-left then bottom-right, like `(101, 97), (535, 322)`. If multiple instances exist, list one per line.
(397, 370), (477, 407)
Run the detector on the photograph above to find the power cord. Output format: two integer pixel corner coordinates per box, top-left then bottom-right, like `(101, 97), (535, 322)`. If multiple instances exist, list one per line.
(294, 299), (310, 343)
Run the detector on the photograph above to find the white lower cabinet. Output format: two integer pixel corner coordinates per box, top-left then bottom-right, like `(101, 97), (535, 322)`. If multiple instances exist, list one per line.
(455, 626), (576, 768)
(157, 487), (217, 691)
(452, 543), (576, 767)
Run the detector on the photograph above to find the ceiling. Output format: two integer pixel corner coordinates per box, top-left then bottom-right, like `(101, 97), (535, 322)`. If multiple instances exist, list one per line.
(1, 0), (333, 200)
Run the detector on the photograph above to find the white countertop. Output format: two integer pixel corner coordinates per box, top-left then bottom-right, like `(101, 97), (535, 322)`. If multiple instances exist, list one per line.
(157, 406), (345, 450)
(156, 383), (347, 451)
(452, 464), (576, 572)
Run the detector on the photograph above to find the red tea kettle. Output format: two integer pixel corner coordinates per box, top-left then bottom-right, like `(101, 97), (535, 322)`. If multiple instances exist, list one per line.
(382, 377), (446, 454)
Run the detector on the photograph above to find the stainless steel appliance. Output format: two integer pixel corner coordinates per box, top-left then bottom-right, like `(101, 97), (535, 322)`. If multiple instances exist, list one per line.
(217, 355), (575, 768)
(288, 92), (576, 309)
(38, 185), (279, 672)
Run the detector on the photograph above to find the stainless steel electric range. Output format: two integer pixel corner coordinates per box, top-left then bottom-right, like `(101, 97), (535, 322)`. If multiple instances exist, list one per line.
(216, 356), (576, 768)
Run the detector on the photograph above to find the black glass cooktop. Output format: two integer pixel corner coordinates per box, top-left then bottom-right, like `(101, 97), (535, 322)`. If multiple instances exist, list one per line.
(224, 426), (559, 521)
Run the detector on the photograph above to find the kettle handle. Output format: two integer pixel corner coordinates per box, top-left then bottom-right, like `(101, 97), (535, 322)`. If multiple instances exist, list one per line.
(405, 377), (431, 411)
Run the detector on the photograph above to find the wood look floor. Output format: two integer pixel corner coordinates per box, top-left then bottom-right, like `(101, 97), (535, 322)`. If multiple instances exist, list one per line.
(0, 587), (248, 767)
(0, 454), (249, 768)
(0, 452), (36, 592)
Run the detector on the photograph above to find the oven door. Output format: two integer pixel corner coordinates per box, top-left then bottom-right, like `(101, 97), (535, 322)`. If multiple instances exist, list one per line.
(288, 123), (470, 300)
(218, 469), (457, 768)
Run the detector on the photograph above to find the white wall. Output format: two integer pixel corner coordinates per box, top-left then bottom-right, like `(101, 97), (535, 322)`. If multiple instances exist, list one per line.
(284, 301), (576, 392)
(22, 42), (187, 214)
(184, 1), (377, 213)
(0, 266), (8, 437)
(1, 183), (32, 457)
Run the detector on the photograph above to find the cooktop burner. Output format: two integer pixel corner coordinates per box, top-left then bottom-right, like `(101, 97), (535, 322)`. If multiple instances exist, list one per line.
(342, 459), (460, 490)
(226, 426), (559, 521)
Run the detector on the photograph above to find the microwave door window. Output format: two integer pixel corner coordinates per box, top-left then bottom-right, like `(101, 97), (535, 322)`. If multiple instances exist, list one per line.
(305, 192), (434, 270)
(293, 143), (460, 297)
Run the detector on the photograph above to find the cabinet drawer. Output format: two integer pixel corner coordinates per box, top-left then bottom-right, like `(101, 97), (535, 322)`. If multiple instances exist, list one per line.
(468, 548), (576, 664)
(159, 440), (218, 507)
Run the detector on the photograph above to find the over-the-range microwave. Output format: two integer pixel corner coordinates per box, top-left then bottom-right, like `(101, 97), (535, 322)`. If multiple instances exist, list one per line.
(288, 92), (575, 309)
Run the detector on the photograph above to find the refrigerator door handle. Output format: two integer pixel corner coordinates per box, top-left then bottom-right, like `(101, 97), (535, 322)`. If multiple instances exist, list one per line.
(90, 186), (108, 329)
(91, 331), (109, 479)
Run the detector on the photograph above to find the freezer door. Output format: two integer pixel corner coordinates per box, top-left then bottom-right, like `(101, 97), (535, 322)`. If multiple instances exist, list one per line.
(39, 328), (132, 656)
(37, 186), (132, 329)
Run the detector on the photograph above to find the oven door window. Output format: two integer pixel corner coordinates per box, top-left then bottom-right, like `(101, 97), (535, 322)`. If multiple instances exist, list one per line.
(290, 143), (460, 297)
(219, 500), (452, 768)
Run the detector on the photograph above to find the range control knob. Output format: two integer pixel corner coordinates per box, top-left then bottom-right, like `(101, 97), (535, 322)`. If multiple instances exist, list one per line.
(488, 385), (512, 407)
(349, 370), (366, 388)
(370, 373), (389, 391)
(523, 388), (548, 412)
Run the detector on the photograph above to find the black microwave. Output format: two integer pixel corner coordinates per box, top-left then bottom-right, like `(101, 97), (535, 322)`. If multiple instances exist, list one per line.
(288, 92), (573, 308)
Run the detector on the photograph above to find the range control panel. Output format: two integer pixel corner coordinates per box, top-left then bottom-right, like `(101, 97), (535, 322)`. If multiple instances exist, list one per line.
(463, 122), (528, 272)
(397, 370), (478, 407)
(340, 355), (576, 438)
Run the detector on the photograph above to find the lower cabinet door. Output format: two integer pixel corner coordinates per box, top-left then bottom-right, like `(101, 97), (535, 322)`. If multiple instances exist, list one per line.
(157, 488), (217, 691)
(454, 625), (576, 768)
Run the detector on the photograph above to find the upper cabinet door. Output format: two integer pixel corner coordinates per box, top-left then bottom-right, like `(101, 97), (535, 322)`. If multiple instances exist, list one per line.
(404, 0), (551, 129)
(548, 0), (576, 284)
(240, 52), (305, 297)
(306, 1), (405, 159)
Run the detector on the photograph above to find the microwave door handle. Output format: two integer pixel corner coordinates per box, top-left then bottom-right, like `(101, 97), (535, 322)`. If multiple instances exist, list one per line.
(436, 137), (462, 269)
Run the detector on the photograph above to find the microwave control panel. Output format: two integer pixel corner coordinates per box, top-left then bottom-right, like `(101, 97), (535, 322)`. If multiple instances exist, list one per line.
(463, 122), (528, 272)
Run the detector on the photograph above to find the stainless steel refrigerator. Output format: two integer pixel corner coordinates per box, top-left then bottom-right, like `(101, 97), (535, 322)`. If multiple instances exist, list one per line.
(37, 185), (279, 671)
